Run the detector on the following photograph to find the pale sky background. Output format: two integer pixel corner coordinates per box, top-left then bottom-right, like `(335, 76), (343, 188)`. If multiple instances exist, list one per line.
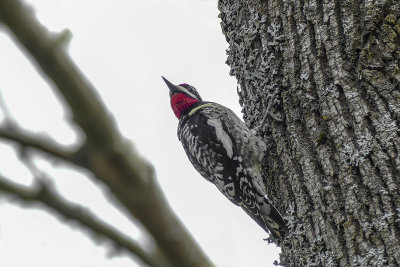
(0, 0), (280, 266)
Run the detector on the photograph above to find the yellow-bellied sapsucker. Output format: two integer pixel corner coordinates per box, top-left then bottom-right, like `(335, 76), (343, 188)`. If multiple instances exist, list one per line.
(162, 77), (287, 242)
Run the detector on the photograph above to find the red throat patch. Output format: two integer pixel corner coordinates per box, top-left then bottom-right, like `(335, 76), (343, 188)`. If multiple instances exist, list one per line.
(170, 93), (199, 118)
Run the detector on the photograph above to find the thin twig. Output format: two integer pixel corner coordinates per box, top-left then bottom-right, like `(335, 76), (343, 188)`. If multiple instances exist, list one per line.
(0, 89), (15, 124)
(0, 176), (168, 267)
(0, 125), (84, 166)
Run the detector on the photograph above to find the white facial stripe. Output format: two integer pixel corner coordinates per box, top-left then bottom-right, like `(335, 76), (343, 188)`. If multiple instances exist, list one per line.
(177, 85), (198, 99)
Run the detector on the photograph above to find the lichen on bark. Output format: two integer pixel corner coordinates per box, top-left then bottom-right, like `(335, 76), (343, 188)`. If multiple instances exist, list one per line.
(218, 0), (400, 266)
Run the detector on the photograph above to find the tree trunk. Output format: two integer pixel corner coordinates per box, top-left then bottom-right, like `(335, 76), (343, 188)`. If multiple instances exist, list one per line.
(218, 0), (400, 266)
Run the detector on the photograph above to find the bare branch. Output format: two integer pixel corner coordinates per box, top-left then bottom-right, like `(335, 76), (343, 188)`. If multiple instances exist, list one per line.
(0, 90), (15, 123)
(0, 176), (169, 267)
(0, 125), (84, 166)
(0, 1), (212, 266)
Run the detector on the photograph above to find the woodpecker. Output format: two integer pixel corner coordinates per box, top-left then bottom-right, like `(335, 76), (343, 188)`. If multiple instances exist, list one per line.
(162, 77), (287, 242)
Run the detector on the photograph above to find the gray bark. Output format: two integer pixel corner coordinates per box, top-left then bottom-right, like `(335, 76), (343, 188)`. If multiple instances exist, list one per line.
(218, 0), (400, 266)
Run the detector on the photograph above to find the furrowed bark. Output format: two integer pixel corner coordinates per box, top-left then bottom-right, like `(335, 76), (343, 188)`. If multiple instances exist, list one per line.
(218, 0), (400, 266)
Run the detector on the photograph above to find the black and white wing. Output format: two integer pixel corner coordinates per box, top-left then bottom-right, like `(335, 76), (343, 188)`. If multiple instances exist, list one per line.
(177, 103), (286, 241)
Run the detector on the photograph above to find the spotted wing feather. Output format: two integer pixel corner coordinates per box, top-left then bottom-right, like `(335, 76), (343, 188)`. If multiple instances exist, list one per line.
(178, 103), (287, 241)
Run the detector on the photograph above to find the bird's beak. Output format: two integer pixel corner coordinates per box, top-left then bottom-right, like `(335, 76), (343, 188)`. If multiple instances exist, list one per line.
(162, 76), (181, 95)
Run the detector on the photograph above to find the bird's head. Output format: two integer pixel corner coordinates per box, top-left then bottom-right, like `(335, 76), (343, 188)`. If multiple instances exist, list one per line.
(162, 76), (202, 119)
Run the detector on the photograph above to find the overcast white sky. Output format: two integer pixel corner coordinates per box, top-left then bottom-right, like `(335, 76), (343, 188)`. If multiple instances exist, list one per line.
(0, 0), (280, 266)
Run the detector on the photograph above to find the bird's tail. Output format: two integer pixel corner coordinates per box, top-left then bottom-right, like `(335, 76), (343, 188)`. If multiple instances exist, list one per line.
(244, 194), (286, 243)
(259, 195), (287, 242)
